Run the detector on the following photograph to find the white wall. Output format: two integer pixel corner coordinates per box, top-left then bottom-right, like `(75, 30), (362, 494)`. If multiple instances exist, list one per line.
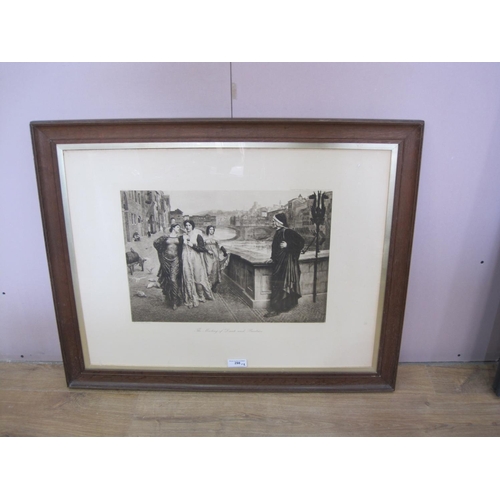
(1, 62), (500, 363)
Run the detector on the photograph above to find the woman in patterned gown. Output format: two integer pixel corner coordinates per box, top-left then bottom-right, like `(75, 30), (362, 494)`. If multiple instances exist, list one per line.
(203, 225), (230, 292)
(153, 223), (183, 310)
(181, 220), (214, 308)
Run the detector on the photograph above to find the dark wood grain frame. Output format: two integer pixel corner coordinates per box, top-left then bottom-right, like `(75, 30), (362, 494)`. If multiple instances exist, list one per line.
(31, 119), (424, 392)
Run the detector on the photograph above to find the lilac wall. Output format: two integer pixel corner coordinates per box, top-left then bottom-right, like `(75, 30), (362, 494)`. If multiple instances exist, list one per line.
(231, 63), (500, 362)
(0, 63), (230, 361)
(1, 62), (500, 362)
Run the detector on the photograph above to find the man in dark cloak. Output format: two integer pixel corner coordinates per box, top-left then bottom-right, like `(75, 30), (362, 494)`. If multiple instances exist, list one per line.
(265, 213), (305, 318)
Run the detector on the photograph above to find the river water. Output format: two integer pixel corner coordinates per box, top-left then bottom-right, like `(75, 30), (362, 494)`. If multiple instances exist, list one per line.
(213, 227), (237, 241)
(213, 226), (271, 261)
(210, 226), (327, 263)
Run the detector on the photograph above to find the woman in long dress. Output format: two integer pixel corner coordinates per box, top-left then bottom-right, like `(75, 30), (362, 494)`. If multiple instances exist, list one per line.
(181, 220), (214, 308)
(203, 225), (230, 292)
(153, 223), (183, 310)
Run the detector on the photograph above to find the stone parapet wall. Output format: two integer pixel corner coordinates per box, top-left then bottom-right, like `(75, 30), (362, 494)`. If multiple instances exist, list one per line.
(225, 251), (329, 309)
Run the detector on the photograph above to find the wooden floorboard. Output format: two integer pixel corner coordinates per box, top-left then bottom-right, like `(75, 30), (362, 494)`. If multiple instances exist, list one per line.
(1, 362), (499, 436)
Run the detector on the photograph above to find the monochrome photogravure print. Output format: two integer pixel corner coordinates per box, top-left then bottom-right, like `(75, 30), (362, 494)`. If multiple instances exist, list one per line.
(121, 190), (332, 323)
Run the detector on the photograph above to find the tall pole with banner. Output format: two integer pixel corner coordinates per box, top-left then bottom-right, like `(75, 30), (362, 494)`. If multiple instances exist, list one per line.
(305, 191), (329, 303)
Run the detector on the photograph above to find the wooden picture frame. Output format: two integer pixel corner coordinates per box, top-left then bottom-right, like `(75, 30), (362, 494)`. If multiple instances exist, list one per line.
(31, 119), (424, 391)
